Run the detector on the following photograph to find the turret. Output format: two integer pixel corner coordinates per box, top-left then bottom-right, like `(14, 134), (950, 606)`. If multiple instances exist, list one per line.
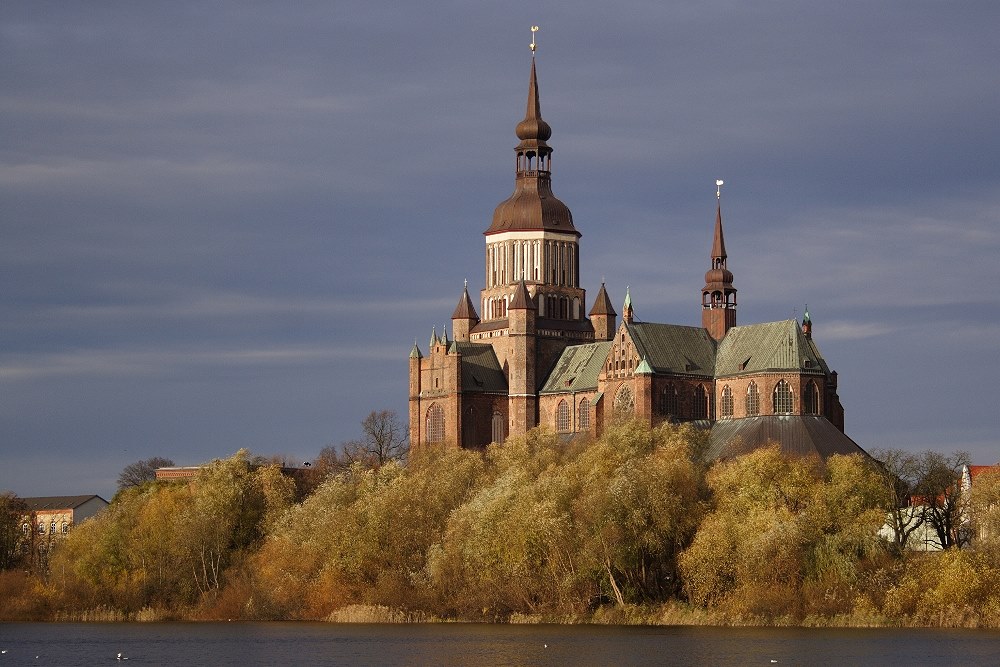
(451, 281), (480, 342)
(508, 279), (537, 436)
(589, 282), (617, 341)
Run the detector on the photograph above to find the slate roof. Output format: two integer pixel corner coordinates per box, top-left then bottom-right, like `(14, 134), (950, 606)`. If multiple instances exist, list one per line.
(715, 320), (825, 377)
(540, 341), (613, 393)
(22, 495), (108, 511)
(706, 416), (869, 461)
(627, 322), (717, 377)
(454, 342), (508, 393)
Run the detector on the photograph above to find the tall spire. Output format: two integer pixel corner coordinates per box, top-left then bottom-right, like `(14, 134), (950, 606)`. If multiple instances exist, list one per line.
(702, 180), (737, 340)
(486, 47), (576, 236)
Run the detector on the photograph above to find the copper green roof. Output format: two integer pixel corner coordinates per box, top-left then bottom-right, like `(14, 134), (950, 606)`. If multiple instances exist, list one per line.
(635, 356), (654, 375)
(454, 342), (508, 393)
(626, 322), (717, 376)
(715, 320), (824, 377)
(540, 341), (613, 393)
(409, 342), (423, 359)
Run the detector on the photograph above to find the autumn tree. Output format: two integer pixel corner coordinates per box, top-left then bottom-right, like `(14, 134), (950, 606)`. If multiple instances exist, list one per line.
(117, 456), (175, 491)
(967, 466), (1000, 550)
(870, 448), (926, 551)
(679, 447), (888, 620)
(341, 410), (409, 468)
(912, 450), (972, 549)
(0, 492), (28, 570)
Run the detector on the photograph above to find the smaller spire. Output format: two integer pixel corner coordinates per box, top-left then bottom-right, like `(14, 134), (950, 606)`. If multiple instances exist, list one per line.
(623, 286), (634, 323)
(636, 356), (654, 375)
(802, 304), (812, 339)
(441, 323), (449, 347)
(429, 326), (438, 349)
(451, 282), (480, 321)
(410, 341), (423, 359)
(589, 282), (617, 316)
(509, 279), (534, 310)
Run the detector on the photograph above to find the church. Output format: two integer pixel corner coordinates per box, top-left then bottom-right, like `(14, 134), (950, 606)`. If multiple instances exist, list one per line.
(408, 54), (868, 462)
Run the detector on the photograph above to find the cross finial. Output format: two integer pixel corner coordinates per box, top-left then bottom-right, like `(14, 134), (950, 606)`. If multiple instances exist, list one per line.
(530, 26), (539, 54)
(716, 179), (724, 200)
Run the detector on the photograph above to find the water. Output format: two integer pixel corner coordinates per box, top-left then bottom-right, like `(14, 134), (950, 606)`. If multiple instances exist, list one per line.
(1, 623), (999, 666)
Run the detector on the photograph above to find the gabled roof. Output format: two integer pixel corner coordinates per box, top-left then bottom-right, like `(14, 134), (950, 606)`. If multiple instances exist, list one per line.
(453, 341), (508, 393)
(22, 495), (108, 511)
(716, 319), (824, 377)
(627, 322), (717, 377)
(706, 416), (869, 461)
(540, 341), (613, 393)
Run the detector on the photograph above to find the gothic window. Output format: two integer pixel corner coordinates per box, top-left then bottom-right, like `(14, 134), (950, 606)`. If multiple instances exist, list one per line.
(491, 411), (505, 444)
(578, 398), (591, 431)
(720, 385), (734, 418)
(692, 385), (708, 419)
(22, 522), (29, 535)
(614, 384), (635, 417)
(38, 522), (45, 535)
(659, 383), (679, 417)
(61, 522), (69, 534)
(746, 381), (760, 416)
(556, 399), (571, 433)
(426, 404), (445, 443)
(50, 521), (56, 534)
(773, 380), (793, 414)
(804, 381), (820, 415)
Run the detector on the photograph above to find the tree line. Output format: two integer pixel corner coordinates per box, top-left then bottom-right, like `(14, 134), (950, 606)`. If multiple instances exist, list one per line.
(2, 415), (999, 625)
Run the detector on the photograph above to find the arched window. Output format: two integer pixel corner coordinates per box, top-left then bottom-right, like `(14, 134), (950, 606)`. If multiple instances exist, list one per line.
(746, 382), (760, 416)
(426, 404), (445, 443)
(61, 522), (69, 534)
(720, 385), (734, 418)
(22, 522), (29, 535)
(491, 411), (505, 444)
(773, 380), (793, 414)
(659, 383), (679, 417)
(614, 384), (635, 417)
(556, 399), (571, 433)
(578, 397), (591, 431)
(692, 385), (708, 419)
(50, 521), (56, 534)
(38, 522), (45, 535)
(804, 381), (819, 415)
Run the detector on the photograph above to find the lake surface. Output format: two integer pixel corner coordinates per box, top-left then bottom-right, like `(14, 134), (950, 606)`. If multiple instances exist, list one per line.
(1, 622), (999, 666)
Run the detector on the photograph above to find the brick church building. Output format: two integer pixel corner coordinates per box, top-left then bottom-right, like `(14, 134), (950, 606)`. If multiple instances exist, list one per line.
(408, 55), (868, 461)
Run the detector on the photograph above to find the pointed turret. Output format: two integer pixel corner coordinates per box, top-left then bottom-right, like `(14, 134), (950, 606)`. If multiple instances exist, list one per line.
(589, 282), (617, 341)
(623, 286), (634, 324)
(409, 341), (423, 359)
(451, 281), (480, 342)
(702, 182), (737, 340)
(802, 305), (812, 339)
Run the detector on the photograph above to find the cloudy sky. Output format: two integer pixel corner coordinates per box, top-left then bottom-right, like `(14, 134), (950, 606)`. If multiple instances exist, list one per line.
(3, 2), (998, 500)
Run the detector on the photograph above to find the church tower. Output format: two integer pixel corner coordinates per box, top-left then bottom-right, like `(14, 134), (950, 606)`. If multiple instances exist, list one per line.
(701, 182), (737, 340)
(479, 56), (585, 333)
